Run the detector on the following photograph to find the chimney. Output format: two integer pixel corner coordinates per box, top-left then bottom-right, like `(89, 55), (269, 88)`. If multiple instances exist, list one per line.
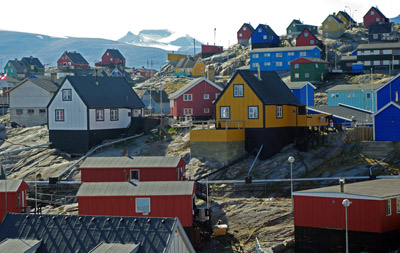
(339, 178), (345, 193)
(15, 58), (18, 61)
(207, 65), (215, 82)
(50, 72), (57, 82)
(30, 56), (33, 59)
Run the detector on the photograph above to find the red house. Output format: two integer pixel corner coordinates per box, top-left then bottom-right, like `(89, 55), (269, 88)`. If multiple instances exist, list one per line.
(294, 179), (400, 252)
(237, 23), (255, 46)
(80, 156), (187, 182)
(169, 77), (223, 120)
(134, 67), (157, 79)
(95, 49), (126, 68)
(77, 181), (195, 235)
(57, 51), (89, 70)
(201, 45), (223, 58)
(0, 180), (28, 222)
(296, 28), (323, 49)
(363, 6), (389, 29)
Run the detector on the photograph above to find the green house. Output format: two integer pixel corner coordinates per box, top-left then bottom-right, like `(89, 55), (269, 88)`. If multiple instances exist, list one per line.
(4, 60), (28, 79)
(21, 56), (45, 75)
(286, 19), (318, 37)
(290, 57), (329, 82)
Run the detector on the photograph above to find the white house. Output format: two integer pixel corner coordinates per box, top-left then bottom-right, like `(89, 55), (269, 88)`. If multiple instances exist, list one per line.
(9, 77), (58, 126)
(47, 76), (144, 153)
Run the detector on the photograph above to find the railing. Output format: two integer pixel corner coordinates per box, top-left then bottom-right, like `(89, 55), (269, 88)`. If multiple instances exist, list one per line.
(191, 120), (245, 130)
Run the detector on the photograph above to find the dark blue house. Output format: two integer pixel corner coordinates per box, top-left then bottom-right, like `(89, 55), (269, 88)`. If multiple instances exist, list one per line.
(375, 74), (400, 111)
(285, 81), (316, 106)
(251, 24), (280, 49)
(374, 101), (400, 141)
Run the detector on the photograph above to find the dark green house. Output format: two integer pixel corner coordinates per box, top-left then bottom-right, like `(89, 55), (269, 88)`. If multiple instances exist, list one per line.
(4, 60), (28, 79)
(290, 57), (329, 82)
(21, 56), (45, 75)
(286, 19), (318, 37)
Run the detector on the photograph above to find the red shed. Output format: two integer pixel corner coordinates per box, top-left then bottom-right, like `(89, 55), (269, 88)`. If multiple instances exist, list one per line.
(296, 28), (323, 49)
(363, 6), (389, 29)
(0, 180), (28, 222)
(77, 181), (195, 230)
(80, 156), (187, 182)
(201, 45), (223, 58)
(95, 49), (126, 68)
(169, 77), (223, 120)
(237, 23), (255, 46)
(294, 179), (400, 252)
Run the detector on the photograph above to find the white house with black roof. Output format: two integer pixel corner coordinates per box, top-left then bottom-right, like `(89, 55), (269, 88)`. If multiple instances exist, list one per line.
(47, 76), (144, 154)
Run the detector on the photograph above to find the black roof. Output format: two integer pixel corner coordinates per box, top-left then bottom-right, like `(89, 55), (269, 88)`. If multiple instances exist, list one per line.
(107, 49), (125, 59)
(0, 213), (179, 253)
(369, 23), (392, 34)
(257, 24), (278, 37)
(216, 70), (302, 106)
(238, 23), (255, 33)
(8, 60), (28, 73)
(21, 57), (44, 69)
(364, 6), (388, 20)
(296, 28), (321, 42)
(65, 52), (89, 65)
(337, 11), (355, 23)
(144, 90), (170, 103)
(60, 76), (144, 109)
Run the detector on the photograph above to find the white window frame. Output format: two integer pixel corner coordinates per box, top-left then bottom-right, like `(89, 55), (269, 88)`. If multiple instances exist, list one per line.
(130, 169), (140, 181)
(233, 84), (244, 97)
(294, 73), (300, 79)
(220, 106), (230, 119)
(215, 93), (220, 99)
(248, 106), (258, 119)
(204, 108), (210, 113)
(276, 53), (282, 57)
(304, 32), (308, 37)
(62, 89), (72, 101)
(300, 52), (307, 57)
(183, 108), (193, 116)
(276, 106), (283, 118)
(386, 199), (392, 216)
(397, 198), (400, 214)
(136, 198), (150, 215)
(276, 62), (282, 67)
(203, 94), (209, 100)
(263, 35), (267, 40)
(110, 109), (119, 121)
(288, 52), (294, 56)
(96, 109), (104, 121)
(183, 94), (192, 101)
(55, 109), (64, 121)
(310, 39), (315, 45)
(295, 64), (299, 69)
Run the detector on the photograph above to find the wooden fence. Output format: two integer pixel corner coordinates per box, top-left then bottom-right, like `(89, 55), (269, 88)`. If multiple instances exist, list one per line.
(355, 127), (373, 141)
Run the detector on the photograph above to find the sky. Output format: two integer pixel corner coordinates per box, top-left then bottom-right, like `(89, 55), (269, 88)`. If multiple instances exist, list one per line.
(0, 0), (398, 48)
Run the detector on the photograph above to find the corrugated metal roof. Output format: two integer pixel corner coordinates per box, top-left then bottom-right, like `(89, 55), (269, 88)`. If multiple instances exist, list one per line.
(0, 214), (184, 253)
(0, 239), (41, 253)
(308, 105), (373, 122)
(169, 77), (222, 100)
(80, 156), (183, 168)
(295, 179), (400, 199)
(340, 55), (357, 61)
(77, 181), (194, 197)
(22, 57), (44, 69)
(358, 42), (400, 50)
(326, 83), (384, 92)
(250, 46), (319, 53)
(285, 81), (316, 90)
(30, 77), (59, 92)
(0, 180), (23, 192)
(90, 242), (139, 253)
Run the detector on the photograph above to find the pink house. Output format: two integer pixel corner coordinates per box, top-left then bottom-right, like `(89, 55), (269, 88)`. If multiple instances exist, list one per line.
(169, 77), (223, 120)
(363, 6), (389, 29)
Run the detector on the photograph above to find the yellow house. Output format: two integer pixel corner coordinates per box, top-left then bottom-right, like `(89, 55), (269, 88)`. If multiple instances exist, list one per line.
(336, 11), (355, 28)
(167, 53), (188, 62)
(174, 56), (205, 77)
(322, 14), (345, 39)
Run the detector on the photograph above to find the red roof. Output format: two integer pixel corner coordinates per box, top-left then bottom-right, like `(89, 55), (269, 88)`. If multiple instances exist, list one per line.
(290, 57), (328, 64)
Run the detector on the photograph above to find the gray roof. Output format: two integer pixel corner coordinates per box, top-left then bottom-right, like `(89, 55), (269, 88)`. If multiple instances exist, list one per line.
(0, 239), (41, 253)
(0, 180), (24, 192)
(0, 213), (190, 253)
(65, 52), (89, 65)
(357, 42), (400, 50)
(77, 181), (195, 197)
(175, 56), (200, 69)
(57, 76), (144, 109)
(308, 105), (373, 123)
(10, 77), (59, 94)
(295, 179), (400, 199)
(250, 46), (319, 53)
(90, 242), (139, 253)
(169, 77), (222, 100)
(80, 156), (183, 168)
(326, 83), (385, 92)
(8, 60), (28, 73)
(21, 57), (44, 69)
(340, 55), (357, 61)
(285, 81), (316, 90)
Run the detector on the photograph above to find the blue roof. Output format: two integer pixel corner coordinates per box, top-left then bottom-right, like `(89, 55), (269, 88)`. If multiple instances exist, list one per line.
(0, 213), (183, 253)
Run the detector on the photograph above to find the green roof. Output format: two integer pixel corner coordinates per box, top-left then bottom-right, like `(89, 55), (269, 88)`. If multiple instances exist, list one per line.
(80, 156), (184, 168)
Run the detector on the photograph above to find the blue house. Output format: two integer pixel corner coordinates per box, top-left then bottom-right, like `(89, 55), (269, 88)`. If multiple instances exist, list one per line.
(327, 83), (385, 112)
(249, 46), (321, 71)
(373, 101), (400, 141)
(251, 24), (280, 49)
(375, 74), (400, 111)
(141, 89), (170, 115)
(285, 81), (316, 106)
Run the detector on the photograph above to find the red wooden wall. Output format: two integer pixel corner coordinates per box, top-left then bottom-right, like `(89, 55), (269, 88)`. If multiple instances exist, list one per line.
(78, 194), (194, 227)
(201, 45), (223, 54)
(0, 182), (28, 222)
(237, 24), (253, 40)
(296, 29), (321, 47)
(101, 50), (125, 66)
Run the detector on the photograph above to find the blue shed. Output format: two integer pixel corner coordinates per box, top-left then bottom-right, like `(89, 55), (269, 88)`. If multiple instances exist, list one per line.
(249, 46), (321, 71)
(285, 81), (316, 106)
(375, 74), (400, 111)
(373, 101), (400, 141)
(251, 24), (280, 49)
(141, 90), (170, 115)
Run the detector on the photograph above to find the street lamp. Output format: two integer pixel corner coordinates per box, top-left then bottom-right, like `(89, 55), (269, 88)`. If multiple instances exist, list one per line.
(342, 199), (352, 253)
(288, 156), (295, 213)
(345, 6), (352, 30)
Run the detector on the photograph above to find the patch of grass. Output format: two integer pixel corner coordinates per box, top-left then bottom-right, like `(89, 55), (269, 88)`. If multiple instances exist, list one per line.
(164, 81), (187, 93)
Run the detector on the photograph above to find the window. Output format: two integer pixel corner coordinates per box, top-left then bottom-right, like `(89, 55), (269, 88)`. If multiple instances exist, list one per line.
(386, 199), (391, 216)
(276, 53), (282, 57)
(204, 94), (209, 100)
(96, 109), (104, 121)
(288, 52), (294, 56)
(204, 108), (210, 113)
(347, 93), (355, 98)
(295, 73), (300, 78)
(136, 198), (150, 215)
(295, 64), (299, 69)
(39, 109), (46, 114)
(300, 52), (306, 57)
(55, 109), (64, 121)
(234, 84), (244, 97)
(248, 106), (258, 119)
(183, 94), (192, 101)
(130, 170), (139, 181)
(371, 10), (375, 15)
(263, 35), (267, 40)
(264, 62), (271, 66)
(215, 93), (220, 99)
(110, 58), (113, 61)
(276, 62), (282, 67)
(258, 28), (262, 32)
(239, 33), (242, 37)
(27, 109), (34, 114)
(252, 54), (259, 58)
(243, 27), (247, 31)
(110, 109), (119, 121)
(16, 109), (23, 115)
(310, 39), (315, 45)
(366, 93), (371, 99)
(305, 73), (310, 78)
(304, 32), (309, 37)
(325, 24), (329, 29)
(62, 89), (72, 101)
(376, 18), (380, 22)
(328, 17), (332, 21)
(107, 52), (109, 56)
(183, 108), (193, 115)
(264, 53), (270, 57)
(17, 193), (21, 206)
(252, 63), (259, 68)
(397, 198), (400, 214)
(276, 106), (283, 118)
(220, 106), (230, 119)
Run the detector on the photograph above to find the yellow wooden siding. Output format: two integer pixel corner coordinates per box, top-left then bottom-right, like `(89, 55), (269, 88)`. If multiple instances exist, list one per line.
(335, 14), (349, 27)
(264, 105), (298, 128)
(168, 53), (187, 62)
(192, 61), (206, 77)
(297, 113), (329, 127)
(322, 18), (345, 33)
(190, 129), (245, 142)
(216, 75), (263, 128)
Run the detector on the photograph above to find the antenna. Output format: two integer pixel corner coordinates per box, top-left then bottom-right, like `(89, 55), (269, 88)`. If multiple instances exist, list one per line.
(193, 38), (195, 56)
(214, 28), (216, 45)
